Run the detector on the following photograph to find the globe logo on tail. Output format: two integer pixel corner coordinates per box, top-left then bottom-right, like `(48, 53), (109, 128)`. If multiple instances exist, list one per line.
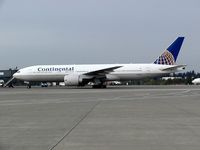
(154, 50), (175, 65)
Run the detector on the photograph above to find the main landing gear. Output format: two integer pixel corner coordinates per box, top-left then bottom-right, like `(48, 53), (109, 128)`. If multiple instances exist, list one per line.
(92, 78), (107, 88)
(27, 84), (31, 89)
(25, 82), (32, 89)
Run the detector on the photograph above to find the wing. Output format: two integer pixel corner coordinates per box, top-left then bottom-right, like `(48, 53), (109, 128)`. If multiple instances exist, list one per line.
(84, 66), (122, 76)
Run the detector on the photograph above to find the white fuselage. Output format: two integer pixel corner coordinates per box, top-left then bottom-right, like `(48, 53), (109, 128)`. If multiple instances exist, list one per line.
(13, 64), (179, 82)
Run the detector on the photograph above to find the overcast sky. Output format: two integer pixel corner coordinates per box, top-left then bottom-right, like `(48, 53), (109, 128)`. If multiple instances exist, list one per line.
(0, 0), (199, 71)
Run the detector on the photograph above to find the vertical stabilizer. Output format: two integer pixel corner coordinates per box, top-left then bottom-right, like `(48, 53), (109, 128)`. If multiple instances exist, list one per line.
(154, 37), (184, 65)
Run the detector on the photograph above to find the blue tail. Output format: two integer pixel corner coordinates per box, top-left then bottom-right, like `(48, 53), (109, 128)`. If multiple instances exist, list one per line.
(154, 37), (184, 65)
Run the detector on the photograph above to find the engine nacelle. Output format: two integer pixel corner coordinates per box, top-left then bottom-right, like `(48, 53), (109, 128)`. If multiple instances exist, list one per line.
(64, 73), (83, 86)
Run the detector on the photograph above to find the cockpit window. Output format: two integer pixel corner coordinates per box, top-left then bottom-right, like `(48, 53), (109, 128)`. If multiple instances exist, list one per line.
(17, 71), (20, 73)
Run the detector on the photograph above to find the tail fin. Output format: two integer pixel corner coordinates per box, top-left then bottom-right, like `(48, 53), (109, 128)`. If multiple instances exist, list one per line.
(154, 37), (184, 65)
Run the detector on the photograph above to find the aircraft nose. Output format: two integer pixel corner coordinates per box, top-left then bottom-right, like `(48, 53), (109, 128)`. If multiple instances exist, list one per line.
(13, 71), (21, 79)
(13, 72), (18, 78)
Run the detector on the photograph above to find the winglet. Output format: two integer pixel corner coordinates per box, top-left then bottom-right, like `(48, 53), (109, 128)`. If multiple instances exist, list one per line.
(154, 37), (184, 65)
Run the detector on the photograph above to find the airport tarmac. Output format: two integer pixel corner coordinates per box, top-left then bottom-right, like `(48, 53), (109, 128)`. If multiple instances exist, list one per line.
(1, 85), (200, 150)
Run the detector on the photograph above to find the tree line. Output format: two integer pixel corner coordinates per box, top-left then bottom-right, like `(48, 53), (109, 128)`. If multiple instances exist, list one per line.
(124, 71), (200, 85)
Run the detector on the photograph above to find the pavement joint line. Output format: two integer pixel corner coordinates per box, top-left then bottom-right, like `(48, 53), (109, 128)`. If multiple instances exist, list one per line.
(48, 100), (101, 150)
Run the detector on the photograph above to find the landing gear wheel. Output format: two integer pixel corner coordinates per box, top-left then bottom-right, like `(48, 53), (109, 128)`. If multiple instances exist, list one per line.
(8, 84), (14, 88)
(27, 84), (32, 89)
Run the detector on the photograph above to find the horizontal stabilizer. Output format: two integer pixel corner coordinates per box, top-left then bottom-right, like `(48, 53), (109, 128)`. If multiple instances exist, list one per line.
(161, 65), (186, 71)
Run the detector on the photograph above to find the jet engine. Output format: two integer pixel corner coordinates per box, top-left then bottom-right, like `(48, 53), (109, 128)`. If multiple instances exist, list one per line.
(64, 73), (83, 86)
(64, 73), (90, 86)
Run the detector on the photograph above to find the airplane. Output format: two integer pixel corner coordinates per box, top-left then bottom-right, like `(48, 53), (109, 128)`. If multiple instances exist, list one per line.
(13, 37), (186, 88)
(192, 78), (200, 85)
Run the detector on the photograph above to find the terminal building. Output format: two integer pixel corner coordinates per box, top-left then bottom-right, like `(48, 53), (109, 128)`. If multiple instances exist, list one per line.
(0, 69), (18, 86)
